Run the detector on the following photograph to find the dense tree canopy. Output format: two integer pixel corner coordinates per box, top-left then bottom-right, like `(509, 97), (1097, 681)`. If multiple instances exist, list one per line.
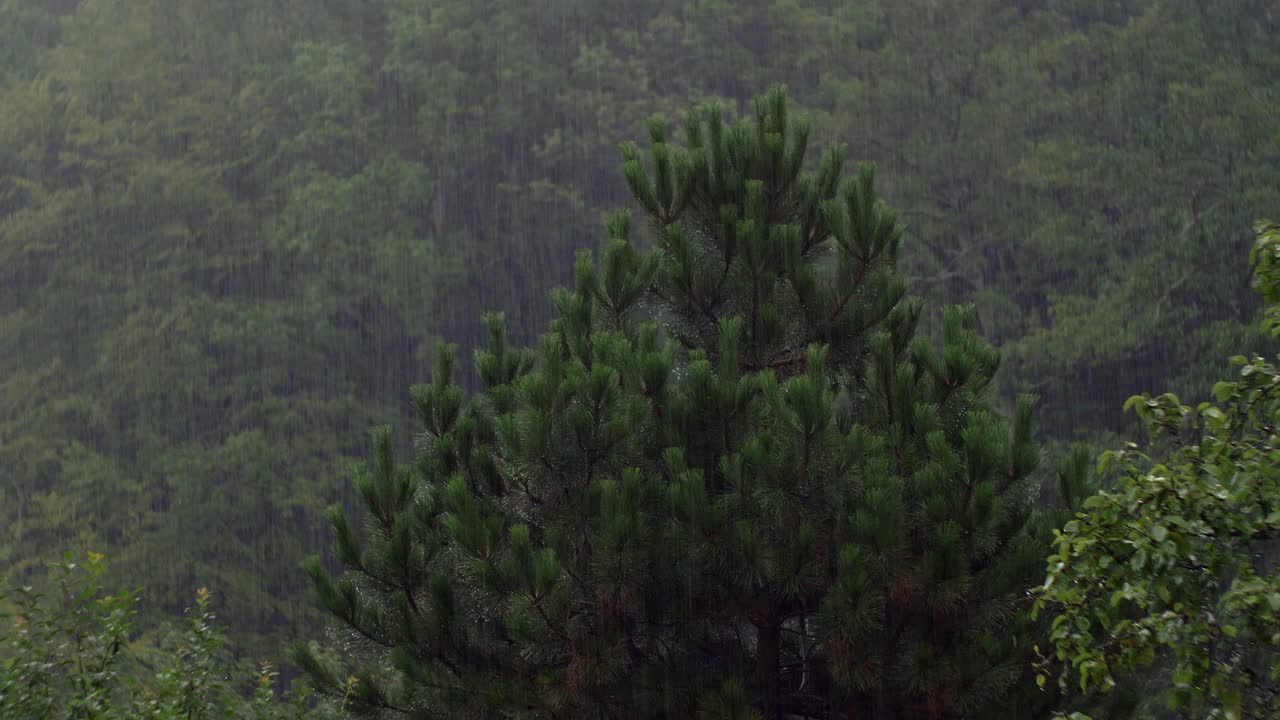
(1, 0), (1277, 677)
(1036, 222), (1280, 720)
(296, 86), (1059, 720)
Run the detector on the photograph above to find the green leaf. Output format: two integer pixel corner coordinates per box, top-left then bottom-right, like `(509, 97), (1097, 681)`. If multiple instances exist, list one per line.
(1221, 687), (1243, 720)
(1082, 495), (1107, 510)
(1131, 549), (1147, 571)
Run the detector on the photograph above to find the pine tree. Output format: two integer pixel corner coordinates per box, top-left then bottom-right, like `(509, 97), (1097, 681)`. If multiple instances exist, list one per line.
(295, 85), (1051, 720)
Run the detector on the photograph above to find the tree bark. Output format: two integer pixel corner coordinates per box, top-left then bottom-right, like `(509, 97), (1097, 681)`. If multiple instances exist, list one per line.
(757, 613), (782, 720)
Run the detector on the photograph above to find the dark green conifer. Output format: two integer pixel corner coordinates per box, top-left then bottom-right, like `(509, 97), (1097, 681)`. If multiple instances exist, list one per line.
(296, 85), (1050, 720)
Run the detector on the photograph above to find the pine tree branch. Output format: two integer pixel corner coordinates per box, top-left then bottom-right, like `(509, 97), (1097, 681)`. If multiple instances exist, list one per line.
(649, 286), (719, 334)
(530, 591), (573, 644)
(802, 218), (827, 256)
(713, 240), (734, 299)
(829, 255), (871, 323)
(750, 275), (762, 365)
(741, 345), (807, 370)
(747, 336), (818, 370)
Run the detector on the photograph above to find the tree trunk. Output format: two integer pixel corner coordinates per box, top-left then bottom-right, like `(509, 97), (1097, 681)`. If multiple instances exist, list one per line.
(757, 614), (782, 720)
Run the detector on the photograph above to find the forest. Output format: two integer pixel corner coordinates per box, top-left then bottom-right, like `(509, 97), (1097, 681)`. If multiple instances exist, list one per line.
(0, 0), (1277, 718)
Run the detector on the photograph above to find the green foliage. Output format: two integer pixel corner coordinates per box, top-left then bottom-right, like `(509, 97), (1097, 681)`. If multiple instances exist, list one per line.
(0, 0), (454, 657)
(969, 1), (1280, 437)
(2, 0), (1277, 682)
(1251, 220), (1280, 338)
(0, 553), (344, 720)
(0, 552), (136, 719)
(298, 87), (1052, 719)
(1034, 222), (1280, 719)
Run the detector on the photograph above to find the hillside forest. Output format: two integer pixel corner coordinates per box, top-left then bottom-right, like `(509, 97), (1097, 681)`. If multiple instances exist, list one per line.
(1, 1), (1278, 719)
